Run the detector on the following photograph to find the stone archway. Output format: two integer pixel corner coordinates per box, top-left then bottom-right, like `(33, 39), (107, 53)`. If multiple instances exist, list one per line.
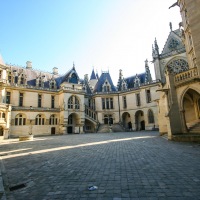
(135, 110), (145, 131)
(122, 112), (131, 130)
(67, 113), (81, 134)
(182, 89), (200, 129)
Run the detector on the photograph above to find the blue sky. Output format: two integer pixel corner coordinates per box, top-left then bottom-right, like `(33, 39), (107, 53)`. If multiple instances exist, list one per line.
(0, 0), (181, 84)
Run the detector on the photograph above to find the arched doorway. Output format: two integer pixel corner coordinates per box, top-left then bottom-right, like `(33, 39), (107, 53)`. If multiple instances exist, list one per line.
(67, 113), (80, 134)
(182, 89), (200, 129)
(122, 112), (131, 130)
(135, 110), (145, 131)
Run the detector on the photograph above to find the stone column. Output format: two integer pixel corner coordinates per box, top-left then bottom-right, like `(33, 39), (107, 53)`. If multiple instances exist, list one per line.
(180, 110), (188, 133)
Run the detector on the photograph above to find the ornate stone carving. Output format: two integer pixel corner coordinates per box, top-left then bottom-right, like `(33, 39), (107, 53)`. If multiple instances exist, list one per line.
(168, 38), (179, 50)
(167, 59), (189, 74)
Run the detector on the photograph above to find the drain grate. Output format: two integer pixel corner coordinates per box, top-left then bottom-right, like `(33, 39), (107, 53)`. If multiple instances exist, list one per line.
(9, 183), (26, 191)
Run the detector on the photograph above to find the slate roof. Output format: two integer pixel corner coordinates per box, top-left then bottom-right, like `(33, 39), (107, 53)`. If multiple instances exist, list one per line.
(125, 73), (146, 89)
(90, 69), (97, 80)
(93, 72), (117, 93)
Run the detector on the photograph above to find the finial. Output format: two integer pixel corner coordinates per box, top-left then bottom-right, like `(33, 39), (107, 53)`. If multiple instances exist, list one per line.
(73, 62), (75, 69)
(145, 59), (148, 67)
(169, 22), (172, 31)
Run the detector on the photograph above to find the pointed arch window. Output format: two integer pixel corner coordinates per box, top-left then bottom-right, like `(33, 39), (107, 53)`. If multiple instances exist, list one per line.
(148, 110), (154, 123)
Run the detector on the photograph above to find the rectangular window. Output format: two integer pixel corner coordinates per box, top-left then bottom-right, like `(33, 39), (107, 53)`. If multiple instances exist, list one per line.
(106, 98), (109, 109)
(51, 96), (55, 108)
(93, 99), (95, 110)
(8, 72), (12, 83)
(107, 86), (110, 92)
(88, 99), (91, 108)
(146, 90), (151, 103)
(15, 76), (18, 84)
(102, 98), (105, 109)
(123, 96), (127, 108)
(110, 98), (113, 109)
(6, 91), (11, 104)
(136, 93), (141, 106)
(38, 94), (42, 107)
(19, 93), (23, 107)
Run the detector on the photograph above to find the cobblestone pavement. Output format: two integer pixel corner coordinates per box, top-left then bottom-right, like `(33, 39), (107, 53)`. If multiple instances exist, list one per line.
(1, 131), (200, 200)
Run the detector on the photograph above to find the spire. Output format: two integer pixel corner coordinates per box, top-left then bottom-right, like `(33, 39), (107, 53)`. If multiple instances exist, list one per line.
(72, 62), (75, 70)
(90, 68), (97, 80)
(144, 59), (152, 83)
(96, 70), (99, 79)
(145, 59), (149, 68)
(117, 69), (124, 91)
(119, 69), (123, 80)
(169, 22), (172, 31)
(154, 38), (159, 58)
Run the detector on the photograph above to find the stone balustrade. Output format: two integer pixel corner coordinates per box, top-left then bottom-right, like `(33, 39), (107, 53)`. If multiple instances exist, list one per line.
(174, 67), (199, 86)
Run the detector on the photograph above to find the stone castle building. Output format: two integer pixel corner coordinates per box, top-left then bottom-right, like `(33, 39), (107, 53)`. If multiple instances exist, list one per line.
(0, 0), (199, 141)
(0, 55), (160, 139)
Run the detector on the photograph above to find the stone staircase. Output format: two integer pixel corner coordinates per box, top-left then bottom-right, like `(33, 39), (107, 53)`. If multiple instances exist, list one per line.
(188, 121), (200, 134)
(111, 123), (125, 132)
(172, 120), (200, 143)
(97, 123), (126, 133)
(97, 124), (112, 133)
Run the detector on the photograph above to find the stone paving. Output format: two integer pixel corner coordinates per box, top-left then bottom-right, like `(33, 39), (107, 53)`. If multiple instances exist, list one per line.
(0, 131), (200, 200)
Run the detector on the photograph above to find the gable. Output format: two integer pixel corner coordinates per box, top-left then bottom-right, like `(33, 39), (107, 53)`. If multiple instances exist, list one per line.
(161, 30), (185, 57)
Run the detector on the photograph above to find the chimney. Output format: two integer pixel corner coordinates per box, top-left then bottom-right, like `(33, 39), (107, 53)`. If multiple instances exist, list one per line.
(53, 67), (58, 75)
(26, 61), (32, 69)
(84, 74), (89, 82)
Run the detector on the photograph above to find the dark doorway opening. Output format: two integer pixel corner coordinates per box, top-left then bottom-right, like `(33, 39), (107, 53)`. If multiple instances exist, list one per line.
(68, 126), (73, 134)
(51, 127), (55, 135)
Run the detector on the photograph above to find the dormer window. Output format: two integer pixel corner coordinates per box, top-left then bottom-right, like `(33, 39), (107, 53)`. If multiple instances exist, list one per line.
(102, 79), (111, 92)
(49, 79), (56, 89)
(134, 76), (140, 88)
(8, 71), (12, 83)
(39, 78), (42, 87)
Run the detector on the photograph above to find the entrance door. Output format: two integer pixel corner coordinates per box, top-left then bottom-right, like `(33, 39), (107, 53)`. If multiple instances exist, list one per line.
(68, 126), (73, 134)
(51, 127), (55, 135)
(141, 120), (145, 130)
(0, 127), (3, 136)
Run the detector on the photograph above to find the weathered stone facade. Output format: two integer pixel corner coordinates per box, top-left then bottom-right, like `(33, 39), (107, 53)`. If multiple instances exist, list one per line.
(0, 57), (159, 139)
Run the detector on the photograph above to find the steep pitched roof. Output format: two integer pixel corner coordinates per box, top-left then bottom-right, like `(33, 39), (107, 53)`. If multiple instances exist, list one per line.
(160, 29), (185, 57)
(60, 66), (80, 84)
(93, 72), (116, 93)
(90, 69), (97, 80)
(125, 73), (146, 89)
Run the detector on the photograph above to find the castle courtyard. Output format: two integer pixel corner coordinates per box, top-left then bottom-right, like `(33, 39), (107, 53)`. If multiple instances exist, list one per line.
(1, 131), (200, 200)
